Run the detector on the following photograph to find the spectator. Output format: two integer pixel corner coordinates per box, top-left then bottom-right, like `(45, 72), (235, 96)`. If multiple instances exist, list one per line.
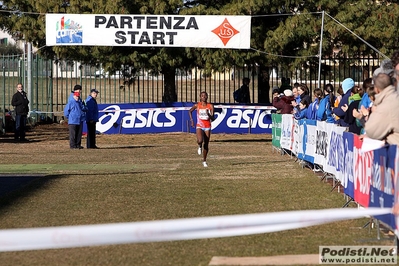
(292, 84), (311, 112)
(353, 87), (376, 130)
(64, 90), (86, 149)
(371, 58), (393, 93)
(294, 98), (309, 120)
(85, 88), (100, 149)
(316, 84), (335, 123)
(306, 88), (322, 120)
(359, 78), (373, 110)
(348, 86), (362, 104)
(271, 86), (280, 96)
(334, 86), (344, 108)
(273, 89), (294, 114)
(279, 77), (292, 94)
(238, 77), (251, 104)
(391, 51), (399, 89)
(373, 59), (394, 78)
(68, 84), (86, 149)
(343, 86), (363, 134)
(333, 78), (354, 127)
(292, 83), (301, 105)
(364, 73), (399, 145)
(11, 83), (29, 141)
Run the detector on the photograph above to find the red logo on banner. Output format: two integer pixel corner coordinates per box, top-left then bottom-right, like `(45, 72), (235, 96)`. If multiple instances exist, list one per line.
(211, 18), (240, 46)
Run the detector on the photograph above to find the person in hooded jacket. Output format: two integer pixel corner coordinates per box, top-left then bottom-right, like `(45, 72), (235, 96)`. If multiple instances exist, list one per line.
(333, 78), (355, 127)
(343, 86), (363, 134)
(273, 89), (295, 114)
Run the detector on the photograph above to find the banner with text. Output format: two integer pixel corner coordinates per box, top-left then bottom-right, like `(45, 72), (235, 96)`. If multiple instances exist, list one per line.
(271, 114), (281, 148)
(46, 14), (251, 48)
(93, 103), (273, 134)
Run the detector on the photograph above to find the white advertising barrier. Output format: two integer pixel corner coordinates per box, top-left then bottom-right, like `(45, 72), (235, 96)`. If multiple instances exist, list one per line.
(46, 14), (251, 49)
(280, 114), (293, 150)
(0, 208), (391, 252)
(314, 121), (329, 167)
(323, 124), (346, 179)
(291, 119), (301, 156)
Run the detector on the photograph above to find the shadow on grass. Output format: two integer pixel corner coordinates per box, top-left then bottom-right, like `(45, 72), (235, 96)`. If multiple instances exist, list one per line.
(0, 134), (69, 143)
(213, 138), (272, 143)
(232, 160), (289, 165)
(0, 174), (65, 210)
(0, 170), (155, 211)
(0, 139), (48, 143)
(96, 145), (156, 149)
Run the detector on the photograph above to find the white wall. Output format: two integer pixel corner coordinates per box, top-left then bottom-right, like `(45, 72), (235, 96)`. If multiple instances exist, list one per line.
(0, 30), (38, 53)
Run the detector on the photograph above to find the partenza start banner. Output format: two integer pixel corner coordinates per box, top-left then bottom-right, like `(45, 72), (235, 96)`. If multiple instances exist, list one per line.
(92, 103), (273, 134)
(45, 14), (251, 48)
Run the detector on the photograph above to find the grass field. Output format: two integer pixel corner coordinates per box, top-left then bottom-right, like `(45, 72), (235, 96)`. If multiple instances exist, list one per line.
(0, 124), (395, 266)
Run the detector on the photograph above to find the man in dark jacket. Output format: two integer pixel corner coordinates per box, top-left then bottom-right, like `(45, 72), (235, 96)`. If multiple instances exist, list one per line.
(238, 77), (251, 104)
(11, 83), (29, 141)
(85, 88), (99, 149)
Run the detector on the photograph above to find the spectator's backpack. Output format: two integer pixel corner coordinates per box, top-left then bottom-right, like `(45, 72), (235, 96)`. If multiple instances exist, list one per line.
(233, 88), (242, 102)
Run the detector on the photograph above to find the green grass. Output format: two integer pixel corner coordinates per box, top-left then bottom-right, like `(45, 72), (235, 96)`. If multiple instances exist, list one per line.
(0, 127), (394, 265)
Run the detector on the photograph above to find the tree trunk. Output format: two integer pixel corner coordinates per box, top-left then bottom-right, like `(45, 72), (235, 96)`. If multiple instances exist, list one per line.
(162, 67), (177, 103)
(258, 66), (271, 104)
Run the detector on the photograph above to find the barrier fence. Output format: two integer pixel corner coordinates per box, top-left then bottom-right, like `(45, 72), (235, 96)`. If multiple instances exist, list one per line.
(1, 112), (399, 252)
(271, 113), (398, 232)
(87, 103), (276, 134)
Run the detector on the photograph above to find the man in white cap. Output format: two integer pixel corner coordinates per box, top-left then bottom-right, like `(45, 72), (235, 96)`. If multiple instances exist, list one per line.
(333, 77), (355, 127)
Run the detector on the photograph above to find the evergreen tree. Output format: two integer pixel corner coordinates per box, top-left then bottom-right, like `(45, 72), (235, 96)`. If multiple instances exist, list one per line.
(0, 0), (398, 101)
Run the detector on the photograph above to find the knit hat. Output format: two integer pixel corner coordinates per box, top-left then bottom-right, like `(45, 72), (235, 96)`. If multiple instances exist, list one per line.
(341, 78), (355, 94)
(283, 89), (293, 97)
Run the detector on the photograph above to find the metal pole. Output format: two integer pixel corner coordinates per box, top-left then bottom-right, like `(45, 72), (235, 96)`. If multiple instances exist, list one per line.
(2, 60), (5, 135)
(317, 11), (325, 89)
(27, 42), (32, 116)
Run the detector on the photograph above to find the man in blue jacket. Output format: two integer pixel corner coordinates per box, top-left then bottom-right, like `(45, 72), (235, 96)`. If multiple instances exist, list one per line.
(85, 89), (99, 149)
(67, 84), (86, 148)
(64, 90), (86, 149)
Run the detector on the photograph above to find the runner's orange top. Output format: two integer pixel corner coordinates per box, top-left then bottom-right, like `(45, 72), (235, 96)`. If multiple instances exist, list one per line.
(196, 102), (212, 129)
